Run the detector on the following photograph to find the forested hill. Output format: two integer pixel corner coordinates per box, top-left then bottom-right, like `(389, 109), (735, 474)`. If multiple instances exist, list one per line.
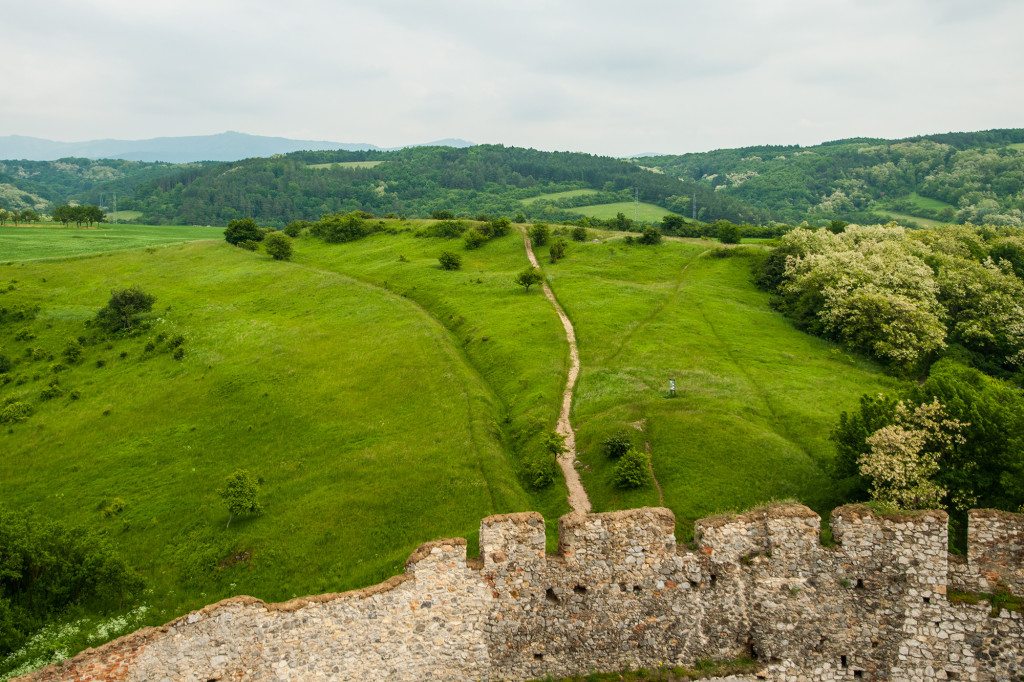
(111, 145), (759, 225)
(636, 128), (1024, 226)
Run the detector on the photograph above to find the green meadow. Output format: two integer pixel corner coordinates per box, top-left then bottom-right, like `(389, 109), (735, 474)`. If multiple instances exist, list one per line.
(306, 160), (384, 170)
(0, 224), (220, 261)
(544, 238), (902, 536)
(0, 221), (903, 668)
(519, 189), (599, 205)
(570, 201), (672, 222)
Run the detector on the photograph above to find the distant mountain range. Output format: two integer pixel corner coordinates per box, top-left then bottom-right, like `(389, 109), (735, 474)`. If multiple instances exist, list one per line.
(0, 131), (475, 163)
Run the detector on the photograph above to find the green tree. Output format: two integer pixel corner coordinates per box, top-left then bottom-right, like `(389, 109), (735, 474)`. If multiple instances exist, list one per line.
(717, 222), (741, 244)
(638, 226), (663, 245)
(463, 228), (487, 249)
(0, 209), (10, 226)
(529, 223), (550, 246)
(94, 286), (156, 334)
(613, 448), (651, 489)
(515, 267), (543, 291)
(17, 209), (40, 225)
(219, 470), (263, 529)
(571, 226), (588, 242)
(311, 212), (368, 243)
(438, 251), (462, 270)
(603, 431), (632, 459)
(224, 218), (264, 245)
(263, 231), (293, 261)
(661, 214), (686, 233)
(549, 238), (567, 263)
(282, 220), (311, 237)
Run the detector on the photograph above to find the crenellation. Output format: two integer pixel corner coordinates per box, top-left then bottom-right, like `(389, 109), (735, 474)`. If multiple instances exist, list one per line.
(964, 508), (1024, 594)
(21, 504), (1024, 682)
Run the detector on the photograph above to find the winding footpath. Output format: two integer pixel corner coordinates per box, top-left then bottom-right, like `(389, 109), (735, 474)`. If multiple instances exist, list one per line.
(521, 231), (591, 514)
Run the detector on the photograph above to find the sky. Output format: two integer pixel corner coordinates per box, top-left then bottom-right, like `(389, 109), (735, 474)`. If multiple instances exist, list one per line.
(2, 0), (1022, 156)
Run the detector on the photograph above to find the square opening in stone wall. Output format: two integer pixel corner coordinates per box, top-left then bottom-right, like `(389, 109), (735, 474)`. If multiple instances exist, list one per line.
(533, 653), (544, 661)
(855, 579), (864, 589)
(840, 655), (848, 668)
(923, 596), (930, 604)
(545, 588), (559, 603)
(853, 671), (863, 679)
(946, 672), (959, 680)
(573, 584), (587, 595)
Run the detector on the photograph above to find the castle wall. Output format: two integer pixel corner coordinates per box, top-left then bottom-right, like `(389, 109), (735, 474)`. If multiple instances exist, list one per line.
(22, 505), (1024, 682)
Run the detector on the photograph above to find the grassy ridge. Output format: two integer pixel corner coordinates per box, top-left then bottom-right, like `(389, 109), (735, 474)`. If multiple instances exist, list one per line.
(546, 238), (902, 535)
(0, 224), (220, 261)
(0, 239), (537, 629)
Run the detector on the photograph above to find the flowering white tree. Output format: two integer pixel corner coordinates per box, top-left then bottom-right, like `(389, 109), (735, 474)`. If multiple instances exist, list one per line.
(859, 399), (968, 510)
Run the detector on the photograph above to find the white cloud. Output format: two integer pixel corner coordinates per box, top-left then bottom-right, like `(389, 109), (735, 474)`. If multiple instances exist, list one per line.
(0, 0), (1020, 155)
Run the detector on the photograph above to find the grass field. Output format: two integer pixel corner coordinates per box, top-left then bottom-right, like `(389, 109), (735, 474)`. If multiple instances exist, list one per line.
(519, 189), (599, 205)
(0, 233), (559, 668)
(873, 210), (949, 229)
(544, 238), (902, 536)
(570, 201), (672, 222)
(1007, 142), (1024, 151)
(903, 192), (955, 211)
(0, 224), (220, 261)
(306, 161), (384, 170)
(105, 210), (145, 222)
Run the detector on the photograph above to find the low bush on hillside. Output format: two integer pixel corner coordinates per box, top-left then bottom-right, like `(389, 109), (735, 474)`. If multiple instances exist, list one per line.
(529, 223), (550, 246)
(311, 212), (369, 243)
(613, 448), (651, 489)
(94, 287), (156, 335)
(549, 238), (568, 263)
(438, 251), (462, 270)
(637, 226), (663, 245)
(263, 231), (294, 261)
(603, 431), (633, 459)
(224, 218), (265, 246)
(515, 268), (543, 291)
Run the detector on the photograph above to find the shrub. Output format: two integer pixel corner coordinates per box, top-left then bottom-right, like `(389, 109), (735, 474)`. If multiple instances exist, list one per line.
(613, 448), (651, 489)
(263, 231), (294, 261)
(172, 347), (185, 361)
(282, 220), (311, 237)
(431, 209), (455, 220)
(0, 353), (11, 373)
(571, 226), (588, 242)
(238, 240), (259, 251)
(224, 218), (264, 246)
(62, 339), (83, 364)
(0, 401), (31, 424)
(94, 286), (156, 334)
(603, 431), (633, 459)
(438, 251), (462, 270)
(513, 213), (526, 223)
(549, 238), (568, 263)
(523, 454), (556, 489)
(529, 223), (550, 246)
(515, 267), (543, 291)
(219, 470), (263, 529)
(463, 228), (487, 250)
(638, 226), (663, 245)
(422, 220), (467, 239)
(39, 380), (63, 400)
(311, 212), (368, 243)
(718, 223), (741, 244)
(545, 431), (565, 456)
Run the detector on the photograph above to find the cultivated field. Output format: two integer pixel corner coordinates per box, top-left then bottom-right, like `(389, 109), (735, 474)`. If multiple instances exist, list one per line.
(0, 223), (219, 261)
(519, 189), (599, 205)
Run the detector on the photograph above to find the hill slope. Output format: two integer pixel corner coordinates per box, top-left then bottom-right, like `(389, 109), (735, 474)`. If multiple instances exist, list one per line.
(638, 128), (1024, 226)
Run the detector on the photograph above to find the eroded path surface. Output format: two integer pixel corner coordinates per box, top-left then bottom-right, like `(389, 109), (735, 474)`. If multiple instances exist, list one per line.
(521, 231), (591, 514)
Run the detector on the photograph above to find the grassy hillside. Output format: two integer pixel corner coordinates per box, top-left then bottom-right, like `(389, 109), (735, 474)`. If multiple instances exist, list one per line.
(0, 236), (555, 656)
(0, 224), (220, 261)
(570, 201), (672, 222)
(520, 189), (599, 205)
(545, 237), (902, 535)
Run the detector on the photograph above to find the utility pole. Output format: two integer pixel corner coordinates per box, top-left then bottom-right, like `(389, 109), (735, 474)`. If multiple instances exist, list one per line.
(634, 187), (639, 222)
(692, 195), (696, 221)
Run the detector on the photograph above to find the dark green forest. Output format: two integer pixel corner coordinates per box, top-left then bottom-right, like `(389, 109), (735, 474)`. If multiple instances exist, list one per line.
(2, 129), (1024, 227)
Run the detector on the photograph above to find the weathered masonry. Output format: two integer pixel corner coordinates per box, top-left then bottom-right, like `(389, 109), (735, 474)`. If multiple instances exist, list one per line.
(24, 504), (1024, 681)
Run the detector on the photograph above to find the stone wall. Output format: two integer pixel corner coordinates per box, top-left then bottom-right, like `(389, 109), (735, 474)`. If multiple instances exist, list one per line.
(22, 504), (1024, 682)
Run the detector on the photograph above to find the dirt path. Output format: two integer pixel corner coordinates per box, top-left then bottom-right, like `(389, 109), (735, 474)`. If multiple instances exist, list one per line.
(521, 231), (591, 514)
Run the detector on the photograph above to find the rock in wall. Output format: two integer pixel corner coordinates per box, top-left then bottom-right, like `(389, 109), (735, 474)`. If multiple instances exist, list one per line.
(21, 505), (1024, 681)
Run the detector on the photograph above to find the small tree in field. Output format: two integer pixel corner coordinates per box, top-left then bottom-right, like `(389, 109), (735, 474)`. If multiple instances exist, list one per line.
(571, 226), (588, 242)
(549, 238), (568, 263)
(529, 223), (550, 246)
(717, 222), (741, 244)
(613, 448), (651, 489)
(638, 226), (662, 245)
(219, 470), (263, 529)
(438, 251), (462, 270)
(224, 218), (264, 246)
(515, 267), (543, 291)
(95, 286), (156, 334)
(263, 231), (293, 260)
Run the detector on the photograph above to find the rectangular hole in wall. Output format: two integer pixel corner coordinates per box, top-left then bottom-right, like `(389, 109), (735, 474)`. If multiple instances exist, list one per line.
(946, 672), (959, 680)
(840, 655), (848, 668)
(533, 653), (543, 661)
(853, 671), (863, 679)
(923, 596), (931, 604)
(855, 579), (864, 589)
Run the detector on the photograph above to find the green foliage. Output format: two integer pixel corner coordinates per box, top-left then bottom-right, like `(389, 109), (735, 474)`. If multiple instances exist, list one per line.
(218, 470), (263, 529)
(481, 217), (512, 238)
(549, 238), (568, 263)
(430, 209), (455, 220)
(545, 431), (565, 456)
(420, 220), (467, 239)
(0, 507), (144, 657)
(832, 393), (900, 483)
(571, 226), (588, 242)
(602, 431), (633, 459)
(438, 251), (462, 270)
(716, 222), (741, 244)
(62, 339), (83, 364)
(238, 239), (259, 251)
(515, 267), (543, 291)
(51, 204), (105, 227)
(613, 448), (651, 489)
(523, 454), (556, 490)
(0, 353), (11, 374)
(637, 226), (663, 245)
(94, 286), (155, 335)
(310, 212), (367, 243)
(282, 220), (311, 238)
(223, 218), (264, 246)
(462, 228), (487, 250)
(0, 401), (31, 424)
(529, 223), (550, 246)
(262, 231), (293, 261)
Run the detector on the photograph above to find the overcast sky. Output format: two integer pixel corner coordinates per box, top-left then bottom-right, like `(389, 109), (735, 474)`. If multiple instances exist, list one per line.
(2, 0), (1021, 156)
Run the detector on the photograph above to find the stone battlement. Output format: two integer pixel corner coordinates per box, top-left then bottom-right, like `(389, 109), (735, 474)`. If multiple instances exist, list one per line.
(23, 505), (1024, 681)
